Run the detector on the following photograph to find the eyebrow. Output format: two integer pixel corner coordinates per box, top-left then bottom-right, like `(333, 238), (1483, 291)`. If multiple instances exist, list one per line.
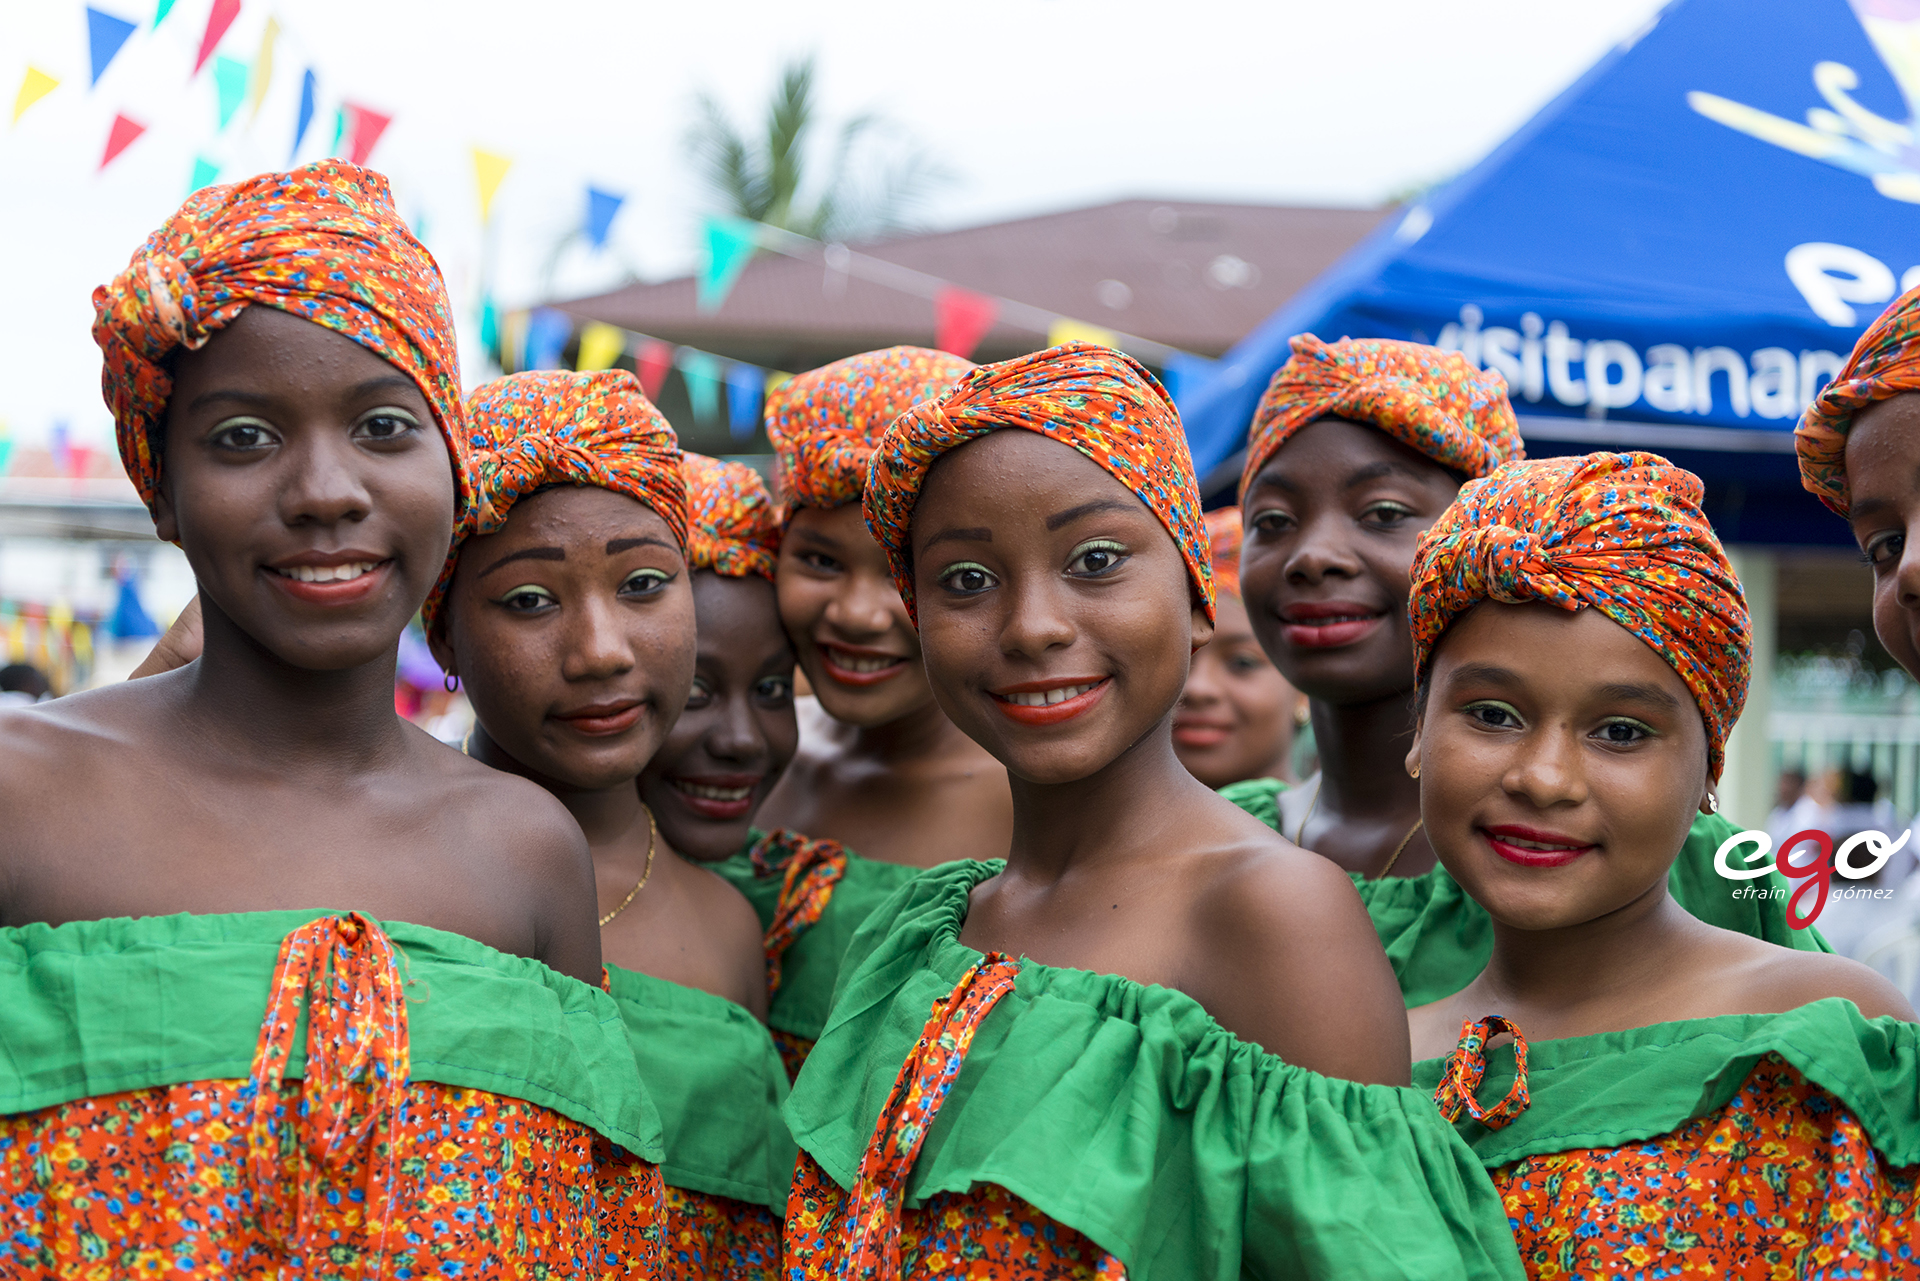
(607, 536), (677, 555)
(1448, 663), (1684, 711)
(924, 526), (993, 550)
(479, 546), (564, 577)
(1341, 459), (1431, 489)
(1045, 498), (1137, 531)
(183, 374), (420, 417)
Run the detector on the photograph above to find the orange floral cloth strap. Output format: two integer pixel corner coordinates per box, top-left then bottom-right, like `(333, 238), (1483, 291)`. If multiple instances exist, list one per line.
(244, 912), (412, 1262)
(750, 828), (850, 994)
(834, 954), (1023, 1274)
(1433, 1015), (1531, 1131)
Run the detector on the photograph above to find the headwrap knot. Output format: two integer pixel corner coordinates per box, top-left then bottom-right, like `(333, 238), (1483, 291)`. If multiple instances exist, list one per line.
(1239, 334), (1523, 500)
(683, 453), (781, 580)
(1796, 283), (1920, 517)
(864, 341), (1214, 625)
(1410, 451), (1750, 779)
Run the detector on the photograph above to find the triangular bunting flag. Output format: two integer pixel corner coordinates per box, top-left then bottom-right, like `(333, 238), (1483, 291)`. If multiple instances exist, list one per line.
(473, 148), (511, 222)
(584, 187), (624, 249)
(191, 0), (239, 76)
(0, 420), (14, 477)
(497, 310), (529, 374)
(697, 217), (759, 312)
(635, 339), (673, 400)
(87, 7), (138, 87)
(1046, 318), (1116, 349)
(99, 112), (145, 168)
(329, 105), (344, 152)
(341, 102), (391, 164)
(213, 54), (247, 128)
(189, 154), (219, 193)
(934, 286), (999, 359)
(247, 17), (277, 119)
(726, 363), (765, 440)
(289, 67), (314, 160)
(12, 67), (59, 125)
(678, 350), (722, 424)
(524, 309), (572, 371)
(575, 322), (626, 372)
(153, 0), (174, 26)
(478, 296), (499, 359)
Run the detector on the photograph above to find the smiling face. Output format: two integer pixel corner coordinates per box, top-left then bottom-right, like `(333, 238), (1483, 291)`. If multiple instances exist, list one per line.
(638, 571), (798, 860)
(909, 429), (1211, 785)
(1414, 601), (1712, 932)
(1238, 417), (1464, 704)
(154, 305), (456, 669)
(1844, 393), (1920, 678)
(1173, 592), (1300, 788)
(776, 500), (935, 727)
(431, 485), (695, 792)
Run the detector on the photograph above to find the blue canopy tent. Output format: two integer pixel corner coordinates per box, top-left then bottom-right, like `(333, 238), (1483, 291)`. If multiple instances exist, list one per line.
(1179, 0), (1920, 546)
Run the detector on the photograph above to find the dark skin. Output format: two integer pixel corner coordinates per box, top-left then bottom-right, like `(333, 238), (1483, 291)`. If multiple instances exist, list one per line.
(1240, 417), (1465, 878)
(759, 500), (1014, 868)
(915, 430), (1411, 1083)
(1405, 602), (1913, 1061)
(638, 571), (798, 863)
(0, 307), (600, 983)
(431, 486), (767, 1016)
(1172, 590), (1301, 788)
(1844, 393), (1920, 679)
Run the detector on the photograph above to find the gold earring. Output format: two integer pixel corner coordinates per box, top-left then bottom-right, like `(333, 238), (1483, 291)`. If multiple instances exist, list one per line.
(1409, 762), (1421, 779)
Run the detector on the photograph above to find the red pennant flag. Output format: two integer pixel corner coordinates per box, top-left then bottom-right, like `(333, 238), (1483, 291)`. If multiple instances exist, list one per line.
(935, 286), (998, 360)
(636, 339), (674, 401)
(341, 103), (392, 164)
(99, 113), (146, 168)
(192, 0), (240, 76)
(67, 444), (95, 480)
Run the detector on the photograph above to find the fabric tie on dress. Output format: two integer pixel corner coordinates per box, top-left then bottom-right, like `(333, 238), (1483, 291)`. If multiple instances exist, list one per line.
(1796, 282), (1920, 517)
(1205, 507), (1244, 600)
(749, 829), (851, 995)
(1238, 334), (1523, 500)
(1409, 450), (1750, 780)
(245, 913), (411, 1267)
(423, 368), (685, 630)
(1432, 1016), (1531, 1131)
(92, 160), (469, 521)
(863, 341), (1214, 625)
(684, 453), (782, 580)
(766, 347), (976, 511)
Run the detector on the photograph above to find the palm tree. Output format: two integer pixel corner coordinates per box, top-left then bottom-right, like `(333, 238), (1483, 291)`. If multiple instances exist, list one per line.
(686, 56), (950, 241)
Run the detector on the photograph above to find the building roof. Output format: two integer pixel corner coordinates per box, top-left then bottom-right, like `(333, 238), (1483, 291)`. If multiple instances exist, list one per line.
(553, 199), (1389, 369)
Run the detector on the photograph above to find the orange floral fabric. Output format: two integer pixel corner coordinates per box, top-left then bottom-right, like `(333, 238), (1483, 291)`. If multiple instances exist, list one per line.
(1796, 283), (1920, 517)
(750, 828), (851, 996)
(1432, 1016), (1532, 1131)
(1205, 507), (1243, 600)
(1239, 334), (1522, 499)
(782, 954), (1127, 1278)
(865, 341), (1213, 625)
(658, 1183), (781, 1281)
(0, 914), (652, 1278)
(766, 347), (975, 510)
(425, 368), (686, 629)
(1409, 451), (1750, 779)
(1494, 1056), (1918, 1279)
(684, 454), (781, 581)
(92, 160), (468, 520)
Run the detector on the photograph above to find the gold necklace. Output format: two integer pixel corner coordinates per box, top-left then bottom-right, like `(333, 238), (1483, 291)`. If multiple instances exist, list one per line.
(1292, 778), (1423, 881)
(598, 805), (658, 927)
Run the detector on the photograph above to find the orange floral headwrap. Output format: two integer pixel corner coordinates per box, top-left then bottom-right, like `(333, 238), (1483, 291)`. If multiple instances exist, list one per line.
(1206, 507), (1244, 600)
(766, 346), (975, 510)
(1796, 284), (1920, 517)
(684, 453), (780, 580)
(864, 341), (1214, 625)
(92, 160), (468, 520)
(423, 370), (685, 630)
(1409, 451), (1749, 779)
(1239, 335), (1523, 500)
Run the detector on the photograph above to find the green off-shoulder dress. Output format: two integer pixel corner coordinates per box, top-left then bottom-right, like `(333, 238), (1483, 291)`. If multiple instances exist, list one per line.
(1219, 777), (1829, 1006)
(778, 860), (1527, 1280)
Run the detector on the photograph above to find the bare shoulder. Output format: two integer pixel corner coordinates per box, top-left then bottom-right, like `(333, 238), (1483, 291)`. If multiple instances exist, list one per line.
(684, 861), (771, 1017)
(0, 679), (179, 807)
(1729, 933), (1918, 1022)
(408, 732), (588, 872)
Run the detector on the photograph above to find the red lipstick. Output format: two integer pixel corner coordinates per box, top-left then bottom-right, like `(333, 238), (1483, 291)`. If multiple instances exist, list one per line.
(554, 700), (646, 736)
(264, 551), (394, 607)
(1172, 717), (1233, 748)
(1482, 824), (1595, 868)
(666, 773), (762, 821)
(990, 676), (1110, 726)
(817, 641), (910, 687)
(1277, 600), (1386, 650)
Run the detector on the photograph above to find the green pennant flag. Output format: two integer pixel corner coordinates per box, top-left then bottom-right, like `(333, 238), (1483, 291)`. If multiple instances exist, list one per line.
(153, 0), (174, 26)
(189, 155), (219, 194)
(213, 55), (247, 129)
(331, 106), (346, 153)
(678, 350), (722, 423)
(697, 217), (759, 312)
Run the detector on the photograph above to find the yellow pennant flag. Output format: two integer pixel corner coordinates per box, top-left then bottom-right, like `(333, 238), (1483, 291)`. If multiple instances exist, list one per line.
(12, 66), (59, 126)
(765, 371), (795, 395)
(247, 17), (278, 121)
(575, 322), (626, 372)
(1046, 318), (1116, 349)
(473, 148), (512, 223)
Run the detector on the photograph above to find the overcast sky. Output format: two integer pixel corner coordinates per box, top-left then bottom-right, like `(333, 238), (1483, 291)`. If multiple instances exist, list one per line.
(0, 0), (1669, 450)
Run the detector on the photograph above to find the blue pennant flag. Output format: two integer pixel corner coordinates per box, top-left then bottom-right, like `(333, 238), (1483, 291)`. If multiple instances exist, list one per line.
(87, 7), (137, 87)
(524, 308), (573, 372)
(290, 68), (316, 162)
(726, 363), (764, 440)
(585, 187), (624, 250)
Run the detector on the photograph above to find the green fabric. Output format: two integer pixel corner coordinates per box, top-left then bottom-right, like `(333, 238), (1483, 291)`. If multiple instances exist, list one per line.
(785, 860), (1526, 1281)
(1410, 998), (1920, 1169)
(0, 910), (662, 1158)
(1220, 780), (1831, 1006)
(710, 829), (922, 1043)
(602, 964), (796, 1210)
